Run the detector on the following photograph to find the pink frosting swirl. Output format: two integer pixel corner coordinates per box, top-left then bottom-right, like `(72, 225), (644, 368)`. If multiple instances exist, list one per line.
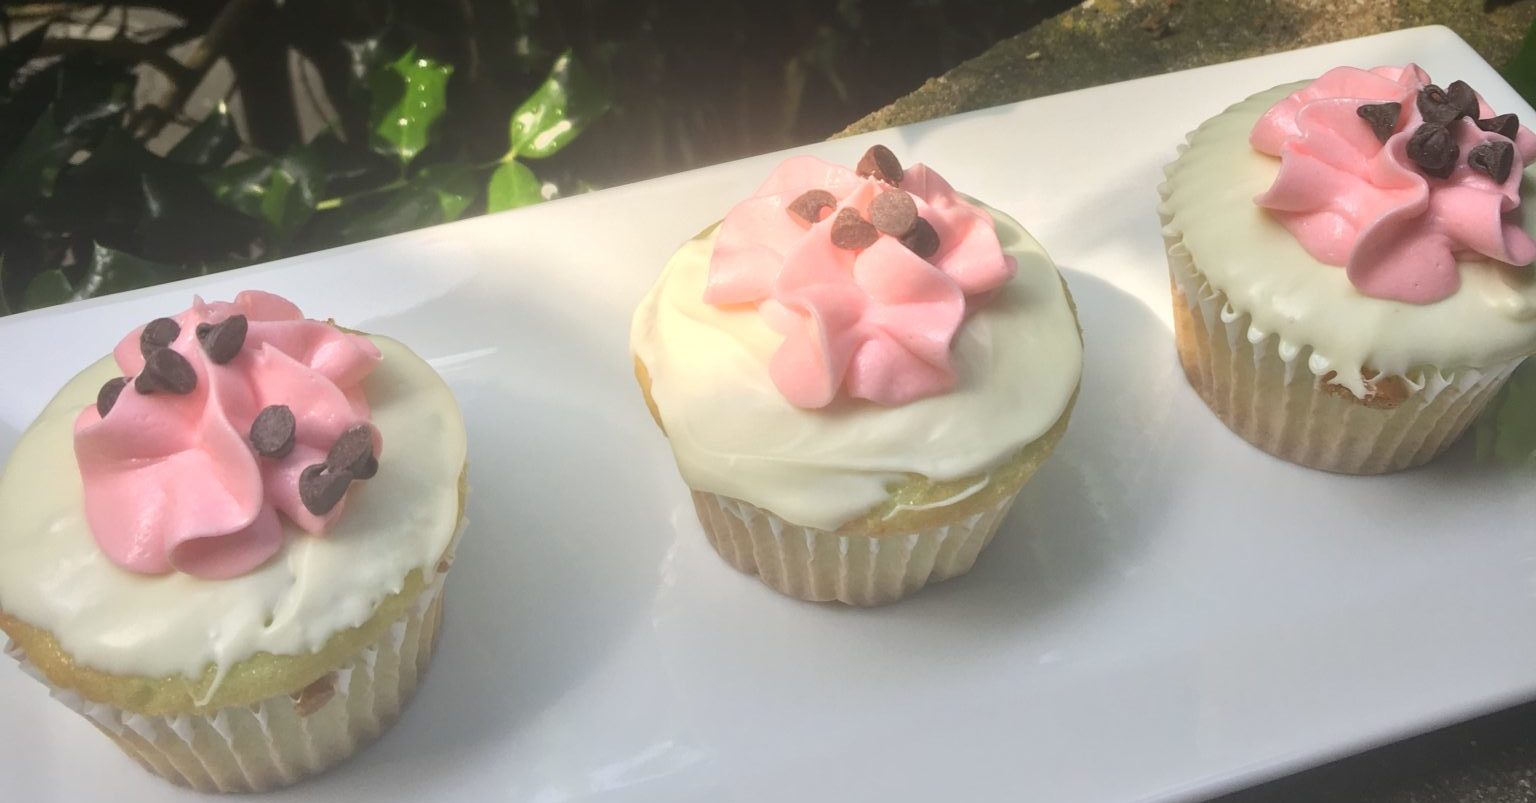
(1250, 64), (1536, 303)
(73, 291), (382, 579)
(705, 154), (1016, 408)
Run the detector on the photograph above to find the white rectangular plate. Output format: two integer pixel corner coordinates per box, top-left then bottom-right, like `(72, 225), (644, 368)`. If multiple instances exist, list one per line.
(2, 25), (1533, 803)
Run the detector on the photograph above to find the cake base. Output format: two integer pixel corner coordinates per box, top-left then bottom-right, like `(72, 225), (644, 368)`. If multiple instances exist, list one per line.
(1168, 247), (1520, 474)
(5, 578), (447, 794)
(692, 489), (1018, 606)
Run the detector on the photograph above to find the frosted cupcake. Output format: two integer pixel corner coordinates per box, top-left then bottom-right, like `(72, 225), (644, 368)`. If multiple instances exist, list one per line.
(0, 291), (467, 792)
(1160, 65), (1536, 473)
(631, 146), (1082, 606)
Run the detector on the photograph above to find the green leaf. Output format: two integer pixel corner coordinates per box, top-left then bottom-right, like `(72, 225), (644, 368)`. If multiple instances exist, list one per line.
(203, 150), (321, 242)
(259, 151), (322, 242)
(1476, 362), (1536, 467)
(333, 164), (477, 244)
(167, 104), (240, 168)
(507, 50), (610, 160)
(485, 160), (542, 212)
(23, 269), (73, 310)
(0, 26), (47, 96)
(53, 55), (134, 139)
(205, 157), (275, 219)
(0, 112), (68, 216)
(73, 242), (186, 300)
(1507, 19), (1536, 107)
(367, 48), (452, 166)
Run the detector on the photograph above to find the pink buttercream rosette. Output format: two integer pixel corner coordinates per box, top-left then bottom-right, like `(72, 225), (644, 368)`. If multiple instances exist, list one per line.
(73, 291), (382, 580)
(704, 155), (1016, 408)
(1251, 64), (1536, 303)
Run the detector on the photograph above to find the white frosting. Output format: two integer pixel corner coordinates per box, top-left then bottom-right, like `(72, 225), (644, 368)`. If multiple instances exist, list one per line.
(0, 336), (466, 679)
(1160, 83), (1536, 396)
(630, 206), (1082, 531)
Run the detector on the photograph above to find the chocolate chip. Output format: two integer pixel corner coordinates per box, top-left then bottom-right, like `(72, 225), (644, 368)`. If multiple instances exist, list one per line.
(299, 464), (353, 515)
(1478, 113), (1519, 140)
(1406, 123), (1459, 179)
(1446, 80), (1480, 120)
(1356, 102), (1401, 143)
(786, 189), (837, 226)
(198, 314), (247, 365)
(139, 318), (180, 358)
(900, 217), (940, 259)
(1417, 85), (1462, 125)
(829, 207), (879, 250)
(250, 405), (296, 459)
(96, 377), (128, 417)
(855, 145), (903, 185)
(1468, 140), (1516, 184)
(326, 424), (375, 475)
(869, 188), (918, 236)
(134, 347), (197, 395)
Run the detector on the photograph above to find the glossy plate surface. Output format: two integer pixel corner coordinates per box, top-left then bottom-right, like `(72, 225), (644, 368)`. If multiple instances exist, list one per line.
(2, 26), (1532, 803)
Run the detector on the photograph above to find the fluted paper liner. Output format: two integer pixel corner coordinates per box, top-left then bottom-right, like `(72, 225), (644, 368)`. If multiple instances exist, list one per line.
(4, 576), (447, 794)
(1163, 219), (1519, 474)
(693, 489), (1018, 606)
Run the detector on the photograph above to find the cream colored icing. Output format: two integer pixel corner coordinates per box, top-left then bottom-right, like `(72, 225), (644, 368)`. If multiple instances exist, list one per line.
(1160, 82), (1536, 397)
(0, 336), (466, 680)
(631, 205), (1082, 531)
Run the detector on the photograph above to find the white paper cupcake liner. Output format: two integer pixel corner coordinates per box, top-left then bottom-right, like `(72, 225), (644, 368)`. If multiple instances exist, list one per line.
(692, 489), (1018, 606)
(5, 575), (447, 794)
(1164, 230), (1520, 474)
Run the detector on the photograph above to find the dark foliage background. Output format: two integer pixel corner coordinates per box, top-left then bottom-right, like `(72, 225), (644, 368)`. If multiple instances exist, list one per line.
(0, 0), (1072, 315)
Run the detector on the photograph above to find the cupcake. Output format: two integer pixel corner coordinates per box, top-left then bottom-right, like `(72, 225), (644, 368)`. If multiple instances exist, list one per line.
(1160, 65), (1536, 473)
(631, 146), (1082, 606)
(0, 291), (467, 792)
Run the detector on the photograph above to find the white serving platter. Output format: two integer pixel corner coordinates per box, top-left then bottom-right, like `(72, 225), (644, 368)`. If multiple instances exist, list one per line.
(2, 25), (1533, 803)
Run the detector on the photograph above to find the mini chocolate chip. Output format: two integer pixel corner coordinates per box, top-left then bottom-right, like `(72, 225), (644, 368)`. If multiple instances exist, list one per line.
(139, 318), (180, 358)
(299, 464), (353, 515)
(829, 207), (879, 250)
(1477, 113), (1519, 140)
(900, 217), (940, 259)
(1468, 140), (1516, 184)
(855, 145), (903, 185)
(869, 188), (918, 236)
(96, 377), (128, 417)
(1446, 80), (1479, 120)
(1406, 123), (1459, 179)
(198, 314), (247, 365)
(250, 405), (296, 458)
(134, 347), (197, 395)
(1356, 102), (1401, 143)
(326, 424), (375, 475)
(353, 455), (379, 480)
(786, 189), (837, 226)
(1417, 84), (1461, 125)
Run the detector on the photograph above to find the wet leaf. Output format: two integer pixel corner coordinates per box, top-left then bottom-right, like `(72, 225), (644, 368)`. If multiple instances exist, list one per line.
(1508, 20), (1536, 107)
(0, 26), (47, 96)
(53, 55), (134, 139)
(507, 50), (609, 160)
(0, 112), (68, 218)
(334, 164), (477, 243)
(485, 160), (542, 212)
(167, 104), (240, 168)
(73, 242), (189, 301)
(1477, 361), (1536, 467)
(368, 48), (452, 166)
(23, 269), (73, 310)
(204, 156), (275, 220)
